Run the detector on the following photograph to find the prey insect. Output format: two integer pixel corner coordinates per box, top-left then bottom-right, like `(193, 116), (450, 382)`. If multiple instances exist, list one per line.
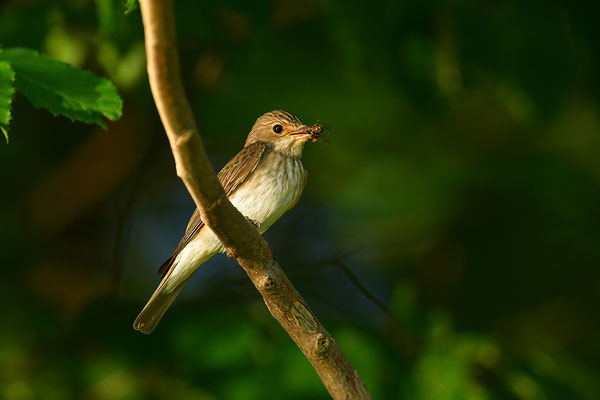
(308, 122), (324, 142)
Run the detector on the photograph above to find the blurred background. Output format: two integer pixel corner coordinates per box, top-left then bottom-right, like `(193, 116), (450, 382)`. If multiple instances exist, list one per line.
(2, 0), (600, 399)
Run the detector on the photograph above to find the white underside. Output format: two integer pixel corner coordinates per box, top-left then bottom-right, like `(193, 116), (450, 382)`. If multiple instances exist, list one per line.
(164, 155), (306, 292)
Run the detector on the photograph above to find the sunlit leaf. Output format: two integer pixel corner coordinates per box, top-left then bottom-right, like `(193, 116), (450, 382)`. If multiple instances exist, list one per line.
(0, 60), (15, 141)
(0, 48), (122, 129)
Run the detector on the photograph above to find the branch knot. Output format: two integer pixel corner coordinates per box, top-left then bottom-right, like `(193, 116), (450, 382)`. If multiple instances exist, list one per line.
(260, 275), (276, 293)
(315, 333), (333, 358)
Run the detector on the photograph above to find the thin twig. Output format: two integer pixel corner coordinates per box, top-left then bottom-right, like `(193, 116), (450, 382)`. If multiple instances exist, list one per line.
(309, 246), (394, 316)
(137, 0), (371, 398)
(109, 166), (144, 296)
(331, 260), (395, 317)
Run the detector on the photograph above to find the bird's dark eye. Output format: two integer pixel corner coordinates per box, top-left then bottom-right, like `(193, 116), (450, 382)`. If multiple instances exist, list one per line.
(273, 124), (283, 134)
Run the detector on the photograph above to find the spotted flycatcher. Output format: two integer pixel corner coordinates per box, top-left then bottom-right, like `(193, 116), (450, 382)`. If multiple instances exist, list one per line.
(134, 110), (323, 333)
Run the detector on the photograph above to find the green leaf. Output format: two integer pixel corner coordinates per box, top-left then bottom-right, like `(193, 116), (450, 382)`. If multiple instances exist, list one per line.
(0, 60), (15, 142)
(124, 0), (138, 15)
(0, 48), (122, 129)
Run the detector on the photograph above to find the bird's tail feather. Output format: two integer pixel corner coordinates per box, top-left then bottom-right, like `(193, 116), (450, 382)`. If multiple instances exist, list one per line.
(133, 271), (190, 334)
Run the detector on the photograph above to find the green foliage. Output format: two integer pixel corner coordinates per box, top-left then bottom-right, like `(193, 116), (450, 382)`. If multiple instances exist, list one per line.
(0, 48), (122, 139)
(412, 316), (493, 400)
(124, 0), (138, 15)
(0, 60), (15, 141)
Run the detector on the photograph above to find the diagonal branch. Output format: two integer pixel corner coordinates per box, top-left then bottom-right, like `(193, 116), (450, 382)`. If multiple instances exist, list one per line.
(138, 0), (371, 398)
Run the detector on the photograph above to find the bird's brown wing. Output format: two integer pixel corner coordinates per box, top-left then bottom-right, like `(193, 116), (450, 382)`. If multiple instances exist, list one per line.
(158, 141), (268, 277)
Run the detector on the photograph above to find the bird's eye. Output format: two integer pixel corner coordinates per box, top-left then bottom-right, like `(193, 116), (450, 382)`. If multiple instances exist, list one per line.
(272, 124), (283, 134)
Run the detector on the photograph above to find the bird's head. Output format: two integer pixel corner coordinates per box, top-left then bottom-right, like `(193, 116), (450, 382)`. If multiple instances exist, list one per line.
(245, 110), (323, 158)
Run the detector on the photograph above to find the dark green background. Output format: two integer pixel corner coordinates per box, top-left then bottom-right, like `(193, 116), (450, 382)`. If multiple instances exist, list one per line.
(1, 0), (599, 399)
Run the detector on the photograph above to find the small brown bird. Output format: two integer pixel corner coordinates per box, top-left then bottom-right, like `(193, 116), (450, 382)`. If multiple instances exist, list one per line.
(134, 110), (323, 334)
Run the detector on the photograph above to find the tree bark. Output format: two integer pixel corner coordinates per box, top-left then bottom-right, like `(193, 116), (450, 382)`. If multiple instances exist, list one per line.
(138, 1), (371, 398)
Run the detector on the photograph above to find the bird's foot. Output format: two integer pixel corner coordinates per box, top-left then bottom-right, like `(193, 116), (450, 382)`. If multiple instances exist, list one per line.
(245, 217), (261, 229)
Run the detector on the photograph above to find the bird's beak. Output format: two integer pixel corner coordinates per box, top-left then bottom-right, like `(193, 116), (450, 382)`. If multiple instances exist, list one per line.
(288, 123), (324, 142)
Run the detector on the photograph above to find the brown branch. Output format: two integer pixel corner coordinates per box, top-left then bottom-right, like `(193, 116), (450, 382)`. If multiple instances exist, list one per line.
(138, 0), (371, 398)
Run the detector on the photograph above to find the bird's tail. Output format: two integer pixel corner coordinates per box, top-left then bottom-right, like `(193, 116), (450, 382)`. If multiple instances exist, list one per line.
(133, 269), (190, 334)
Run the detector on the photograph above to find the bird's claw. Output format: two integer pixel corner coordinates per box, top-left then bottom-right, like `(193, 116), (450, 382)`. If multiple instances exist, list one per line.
(245, 217), (261, 228)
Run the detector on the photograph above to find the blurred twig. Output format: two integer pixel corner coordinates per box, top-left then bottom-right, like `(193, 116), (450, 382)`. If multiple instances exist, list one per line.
(109, 165), (144, 296)
(309, 246), (394, 316)
(314, 247), (421, 358)
(330, 259), (395, 317)
(137, 0), (371, 398)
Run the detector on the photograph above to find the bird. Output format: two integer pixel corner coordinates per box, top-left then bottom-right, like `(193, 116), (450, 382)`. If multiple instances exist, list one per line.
(133, 110), (323, 334)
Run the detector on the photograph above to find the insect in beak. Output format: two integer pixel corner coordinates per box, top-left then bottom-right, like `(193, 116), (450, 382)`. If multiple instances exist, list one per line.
(289, 123), (324, 142)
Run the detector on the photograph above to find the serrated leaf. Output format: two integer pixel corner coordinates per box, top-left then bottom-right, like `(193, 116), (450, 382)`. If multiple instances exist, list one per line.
(0, 48), (122, 129)
(124, 0), (138, 15)
(0, 60), (15, 142)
